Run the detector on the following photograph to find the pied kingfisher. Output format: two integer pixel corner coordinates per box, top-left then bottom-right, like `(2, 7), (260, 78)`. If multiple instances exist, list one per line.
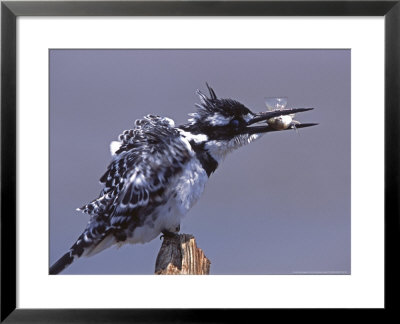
(50, 84), (317, 274)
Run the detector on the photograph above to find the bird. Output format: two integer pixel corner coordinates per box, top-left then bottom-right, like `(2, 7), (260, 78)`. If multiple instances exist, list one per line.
(49, 84), (317, 274)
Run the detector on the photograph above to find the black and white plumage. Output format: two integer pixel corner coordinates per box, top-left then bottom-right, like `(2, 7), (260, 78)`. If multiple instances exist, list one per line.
(50, 84), (317, 274)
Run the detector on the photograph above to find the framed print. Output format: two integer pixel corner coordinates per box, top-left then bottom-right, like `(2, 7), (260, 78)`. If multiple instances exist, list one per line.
(1, 0), (399, 322)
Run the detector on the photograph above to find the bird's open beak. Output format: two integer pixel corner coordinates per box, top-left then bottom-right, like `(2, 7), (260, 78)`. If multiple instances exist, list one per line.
(245, 107), (318, 134)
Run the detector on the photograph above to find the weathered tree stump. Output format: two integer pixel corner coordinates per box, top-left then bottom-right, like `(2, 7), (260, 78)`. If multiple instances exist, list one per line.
(155, 234), (211, 275)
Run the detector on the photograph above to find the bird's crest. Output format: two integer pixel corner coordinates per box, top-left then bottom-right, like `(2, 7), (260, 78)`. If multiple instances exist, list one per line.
(188, 83), (251, 126)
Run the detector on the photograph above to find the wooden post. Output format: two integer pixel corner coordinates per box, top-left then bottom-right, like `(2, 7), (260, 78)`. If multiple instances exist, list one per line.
(155, 234), (211, 275)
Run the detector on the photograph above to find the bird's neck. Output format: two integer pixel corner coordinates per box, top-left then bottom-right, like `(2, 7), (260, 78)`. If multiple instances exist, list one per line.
(177, 127), (219, 177)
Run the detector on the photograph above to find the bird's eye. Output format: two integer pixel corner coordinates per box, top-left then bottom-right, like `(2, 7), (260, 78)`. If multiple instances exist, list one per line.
(230, 119), (240, 128)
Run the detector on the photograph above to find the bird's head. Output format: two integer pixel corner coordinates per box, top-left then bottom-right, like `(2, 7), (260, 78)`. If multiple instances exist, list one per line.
(180, 84), (317, 162)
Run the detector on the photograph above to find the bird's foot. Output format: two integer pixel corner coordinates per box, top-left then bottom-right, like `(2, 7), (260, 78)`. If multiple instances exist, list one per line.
(160, 227), (180, 240)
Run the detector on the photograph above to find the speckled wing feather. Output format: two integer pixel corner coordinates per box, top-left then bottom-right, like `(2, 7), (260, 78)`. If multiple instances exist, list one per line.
(74, 115), (191, 255)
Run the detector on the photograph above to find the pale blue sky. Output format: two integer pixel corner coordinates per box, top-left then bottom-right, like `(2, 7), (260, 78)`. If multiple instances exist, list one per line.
(50, 49), (350, 274)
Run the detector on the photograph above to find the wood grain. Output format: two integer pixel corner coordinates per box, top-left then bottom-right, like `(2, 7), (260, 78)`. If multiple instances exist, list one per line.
(155, 234), (210, 275)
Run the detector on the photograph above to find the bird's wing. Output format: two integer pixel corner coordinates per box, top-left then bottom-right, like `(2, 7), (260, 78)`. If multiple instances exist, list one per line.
(51, 116), (193, 273)
(77, 115), (192, 237)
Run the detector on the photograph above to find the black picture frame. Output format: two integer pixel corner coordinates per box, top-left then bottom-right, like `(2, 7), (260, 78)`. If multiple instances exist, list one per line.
(1, 0), (399, 322)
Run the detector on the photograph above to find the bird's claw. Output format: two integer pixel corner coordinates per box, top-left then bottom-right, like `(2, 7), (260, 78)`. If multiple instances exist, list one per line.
(160, 229), (179, 240)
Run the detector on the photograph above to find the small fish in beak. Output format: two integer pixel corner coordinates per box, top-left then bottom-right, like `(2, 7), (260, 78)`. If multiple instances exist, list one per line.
(264, 97), (304, 131)
(267, 114), (297, 130)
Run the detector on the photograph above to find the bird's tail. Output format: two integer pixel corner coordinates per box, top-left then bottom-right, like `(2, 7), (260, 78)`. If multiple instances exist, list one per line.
(49, 251), (75, 275)
(50, 228), (115, 274)
(49, 235), (85, 275)
(49, 231), (88, 275)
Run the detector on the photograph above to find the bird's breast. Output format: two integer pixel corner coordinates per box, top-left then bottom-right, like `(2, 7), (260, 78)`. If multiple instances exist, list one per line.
(126, 158), (208, 245)
(173, 158), (208, 214)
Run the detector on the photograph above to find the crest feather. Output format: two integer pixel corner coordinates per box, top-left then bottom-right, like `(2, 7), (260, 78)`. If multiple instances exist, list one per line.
(189, 84), (251, 126)
(206, 82), (217, 100)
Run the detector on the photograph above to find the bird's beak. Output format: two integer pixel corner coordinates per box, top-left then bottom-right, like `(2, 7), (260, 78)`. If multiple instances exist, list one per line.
(245, 107), (318, 134)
